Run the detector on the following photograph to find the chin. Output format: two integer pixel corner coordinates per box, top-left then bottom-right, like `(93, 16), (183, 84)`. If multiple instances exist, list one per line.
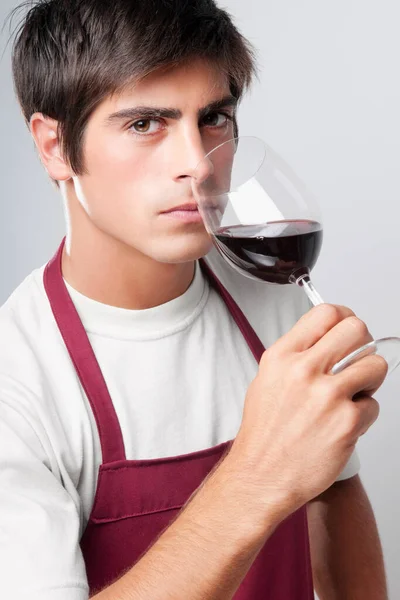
(149, 232), (214, 264)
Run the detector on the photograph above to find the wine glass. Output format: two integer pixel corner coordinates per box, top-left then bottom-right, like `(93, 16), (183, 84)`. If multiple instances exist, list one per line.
(191, 136), (400, 375)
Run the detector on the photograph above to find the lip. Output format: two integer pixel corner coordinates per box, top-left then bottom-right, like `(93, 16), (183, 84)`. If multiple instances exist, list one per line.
(160, 203), (203, 224)
(161, 203), (199, 213)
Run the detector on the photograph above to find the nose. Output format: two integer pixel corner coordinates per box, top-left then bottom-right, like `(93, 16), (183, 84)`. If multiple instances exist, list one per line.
(172, 131), (214, 184)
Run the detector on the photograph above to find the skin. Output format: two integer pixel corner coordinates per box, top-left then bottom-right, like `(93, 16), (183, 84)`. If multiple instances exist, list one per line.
(29, 59), (388, 599)
(308, 475), (387, 599)
(31, 59), (235, 309)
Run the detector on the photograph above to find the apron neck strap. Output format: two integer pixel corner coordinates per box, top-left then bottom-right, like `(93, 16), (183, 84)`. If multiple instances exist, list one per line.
(43, 238), (265, 464)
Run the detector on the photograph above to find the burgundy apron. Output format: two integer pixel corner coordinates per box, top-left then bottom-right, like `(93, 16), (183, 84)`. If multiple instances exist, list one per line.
(43, 239), (314, 598)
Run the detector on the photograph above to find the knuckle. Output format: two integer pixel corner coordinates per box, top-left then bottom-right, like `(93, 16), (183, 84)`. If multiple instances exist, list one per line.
(342, 397), (380, 439)
(372, 398), (381, 422)
(373, 355), (389, 379)
(260, 344), (281, 367)
(339, 305), (356, 318)
(290, 355), (315, 383)
(314, 303), (342, 323)
(369, 397), (380, 422)
(299, 353), (317, 377)
(346, 316), (370, 339)
(320, 379), (341, 405)
(313, 303), (355, 325)
(358, 397), (380, 433)
(341, 405), (360, 438)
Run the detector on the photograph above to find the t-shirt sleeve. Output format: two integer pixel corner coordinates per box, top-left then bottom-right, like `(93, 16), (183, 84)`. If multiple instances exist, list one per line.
(0, 397), (89, 600)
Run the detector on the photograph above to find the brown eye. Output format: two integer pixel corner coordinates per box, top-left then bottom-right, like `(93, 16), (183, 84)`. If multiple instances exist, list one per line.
(133, 120), (151, 133)
(202, 113), (229, 127)
(129, 119), (162, 135)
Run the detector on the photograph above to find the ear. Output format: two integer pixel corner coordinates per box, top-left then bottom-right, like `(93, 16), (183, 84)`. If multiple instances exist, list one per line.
(29, 113), (74, 181)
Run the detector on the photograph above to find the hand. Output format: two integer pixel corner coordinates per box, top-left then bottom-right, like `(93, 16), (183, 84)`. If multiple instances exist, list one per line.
(229, 304), (387, 524)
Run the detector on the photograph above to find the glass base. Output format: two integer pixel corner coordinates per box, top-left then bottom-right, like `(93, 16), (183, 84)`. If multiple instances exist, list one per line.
(331, 337), (400, 375)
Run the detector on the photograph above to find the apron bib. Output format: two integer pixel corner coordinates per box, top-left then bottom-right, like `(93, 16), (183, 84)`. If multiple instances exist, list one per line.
(43, 239), (314, 598)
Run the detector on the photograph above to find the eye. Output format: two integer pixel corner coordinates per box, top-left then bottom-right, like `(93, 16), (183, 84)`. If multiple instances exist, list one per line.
(128, 119), (163, 135)
(202, 112), (232, 128)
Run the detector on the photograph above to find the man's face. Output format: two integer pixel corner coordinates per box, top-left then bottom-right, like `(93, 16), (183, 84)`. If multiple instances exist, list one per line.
(72, 59), (237, 263)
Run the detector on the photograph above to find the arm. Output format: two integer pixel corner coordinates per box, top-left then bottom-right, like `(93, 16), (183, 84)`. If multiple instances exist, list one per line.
(0, 395), (89, 600)
(307, 474), (388, 600)
(92, 454), (278, 600)
(93, 305), (386, 600)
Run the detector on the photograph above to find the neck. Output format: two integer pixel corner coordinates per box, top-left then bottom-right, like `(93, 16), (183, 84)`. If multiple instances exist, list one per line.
(61, 191), (195, 310)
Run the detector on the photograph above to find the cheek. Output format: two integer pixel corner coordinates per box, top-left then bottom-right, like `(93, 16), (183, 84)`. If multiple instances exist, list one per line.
(80, 131), (161, 217)
(85, 131), (147, 181)
(73, 131), (174, 251)
(84, 136), (175, 228)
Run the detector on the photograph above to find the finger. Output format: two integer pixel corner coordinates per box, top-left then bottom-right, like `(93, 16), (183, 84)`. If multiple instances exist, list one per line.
(335, 355), (388, 398)
(307, 315), (373, 372)
(275, 304), (355, 353)
(351, 395), (380, 437)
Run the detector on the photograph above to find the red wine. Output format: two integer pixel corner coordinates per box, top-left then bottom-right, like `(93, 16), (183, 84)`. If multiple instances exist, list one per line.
(215, 220), (323, 284)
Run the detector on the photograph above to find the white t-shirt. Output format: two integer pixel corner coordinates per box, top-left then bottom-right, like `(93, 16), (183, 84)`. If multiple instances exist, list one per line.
(0, 246), (359, 600)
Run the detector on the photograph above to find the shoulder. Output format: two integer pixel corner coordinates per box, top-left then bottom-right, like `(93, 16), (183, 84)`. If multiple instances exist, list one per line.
(0, 266), (56, 388)
(0, 266), (48, 351)
(0, 264), (94, 492)
(204, 247), (311, 348)
(0, 265), (73, 417)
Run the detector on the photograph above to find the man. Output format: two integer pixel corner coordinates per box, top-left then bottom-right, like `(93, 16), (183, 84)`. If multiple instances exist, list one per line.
(1, 0), (388, 598)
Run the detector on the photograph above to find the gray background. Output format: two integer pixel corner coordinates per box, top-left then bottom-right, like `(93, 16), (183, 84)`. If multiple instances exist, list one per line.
(1, 0), (399, 596)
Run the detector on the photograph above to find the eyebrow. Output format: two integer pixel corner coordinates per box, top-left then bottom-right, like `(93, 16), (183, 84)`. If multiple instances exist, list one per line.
(105, 95), (238, 124)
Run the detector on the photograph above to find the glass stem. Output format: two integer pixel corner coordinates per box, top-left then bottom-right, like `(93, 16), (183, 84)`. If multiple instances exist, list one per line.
(295, 273), (324, 307)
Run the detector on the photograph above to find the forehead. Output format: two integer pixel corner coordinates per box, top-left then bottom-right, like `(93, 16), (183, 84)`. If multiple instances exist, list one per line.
(98, 59), (231, 116)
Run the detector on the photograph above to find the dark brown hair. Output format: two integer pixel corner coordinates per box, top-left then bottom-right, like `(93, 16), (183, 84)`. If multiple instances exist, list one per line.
(9, 0), (257, 176)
